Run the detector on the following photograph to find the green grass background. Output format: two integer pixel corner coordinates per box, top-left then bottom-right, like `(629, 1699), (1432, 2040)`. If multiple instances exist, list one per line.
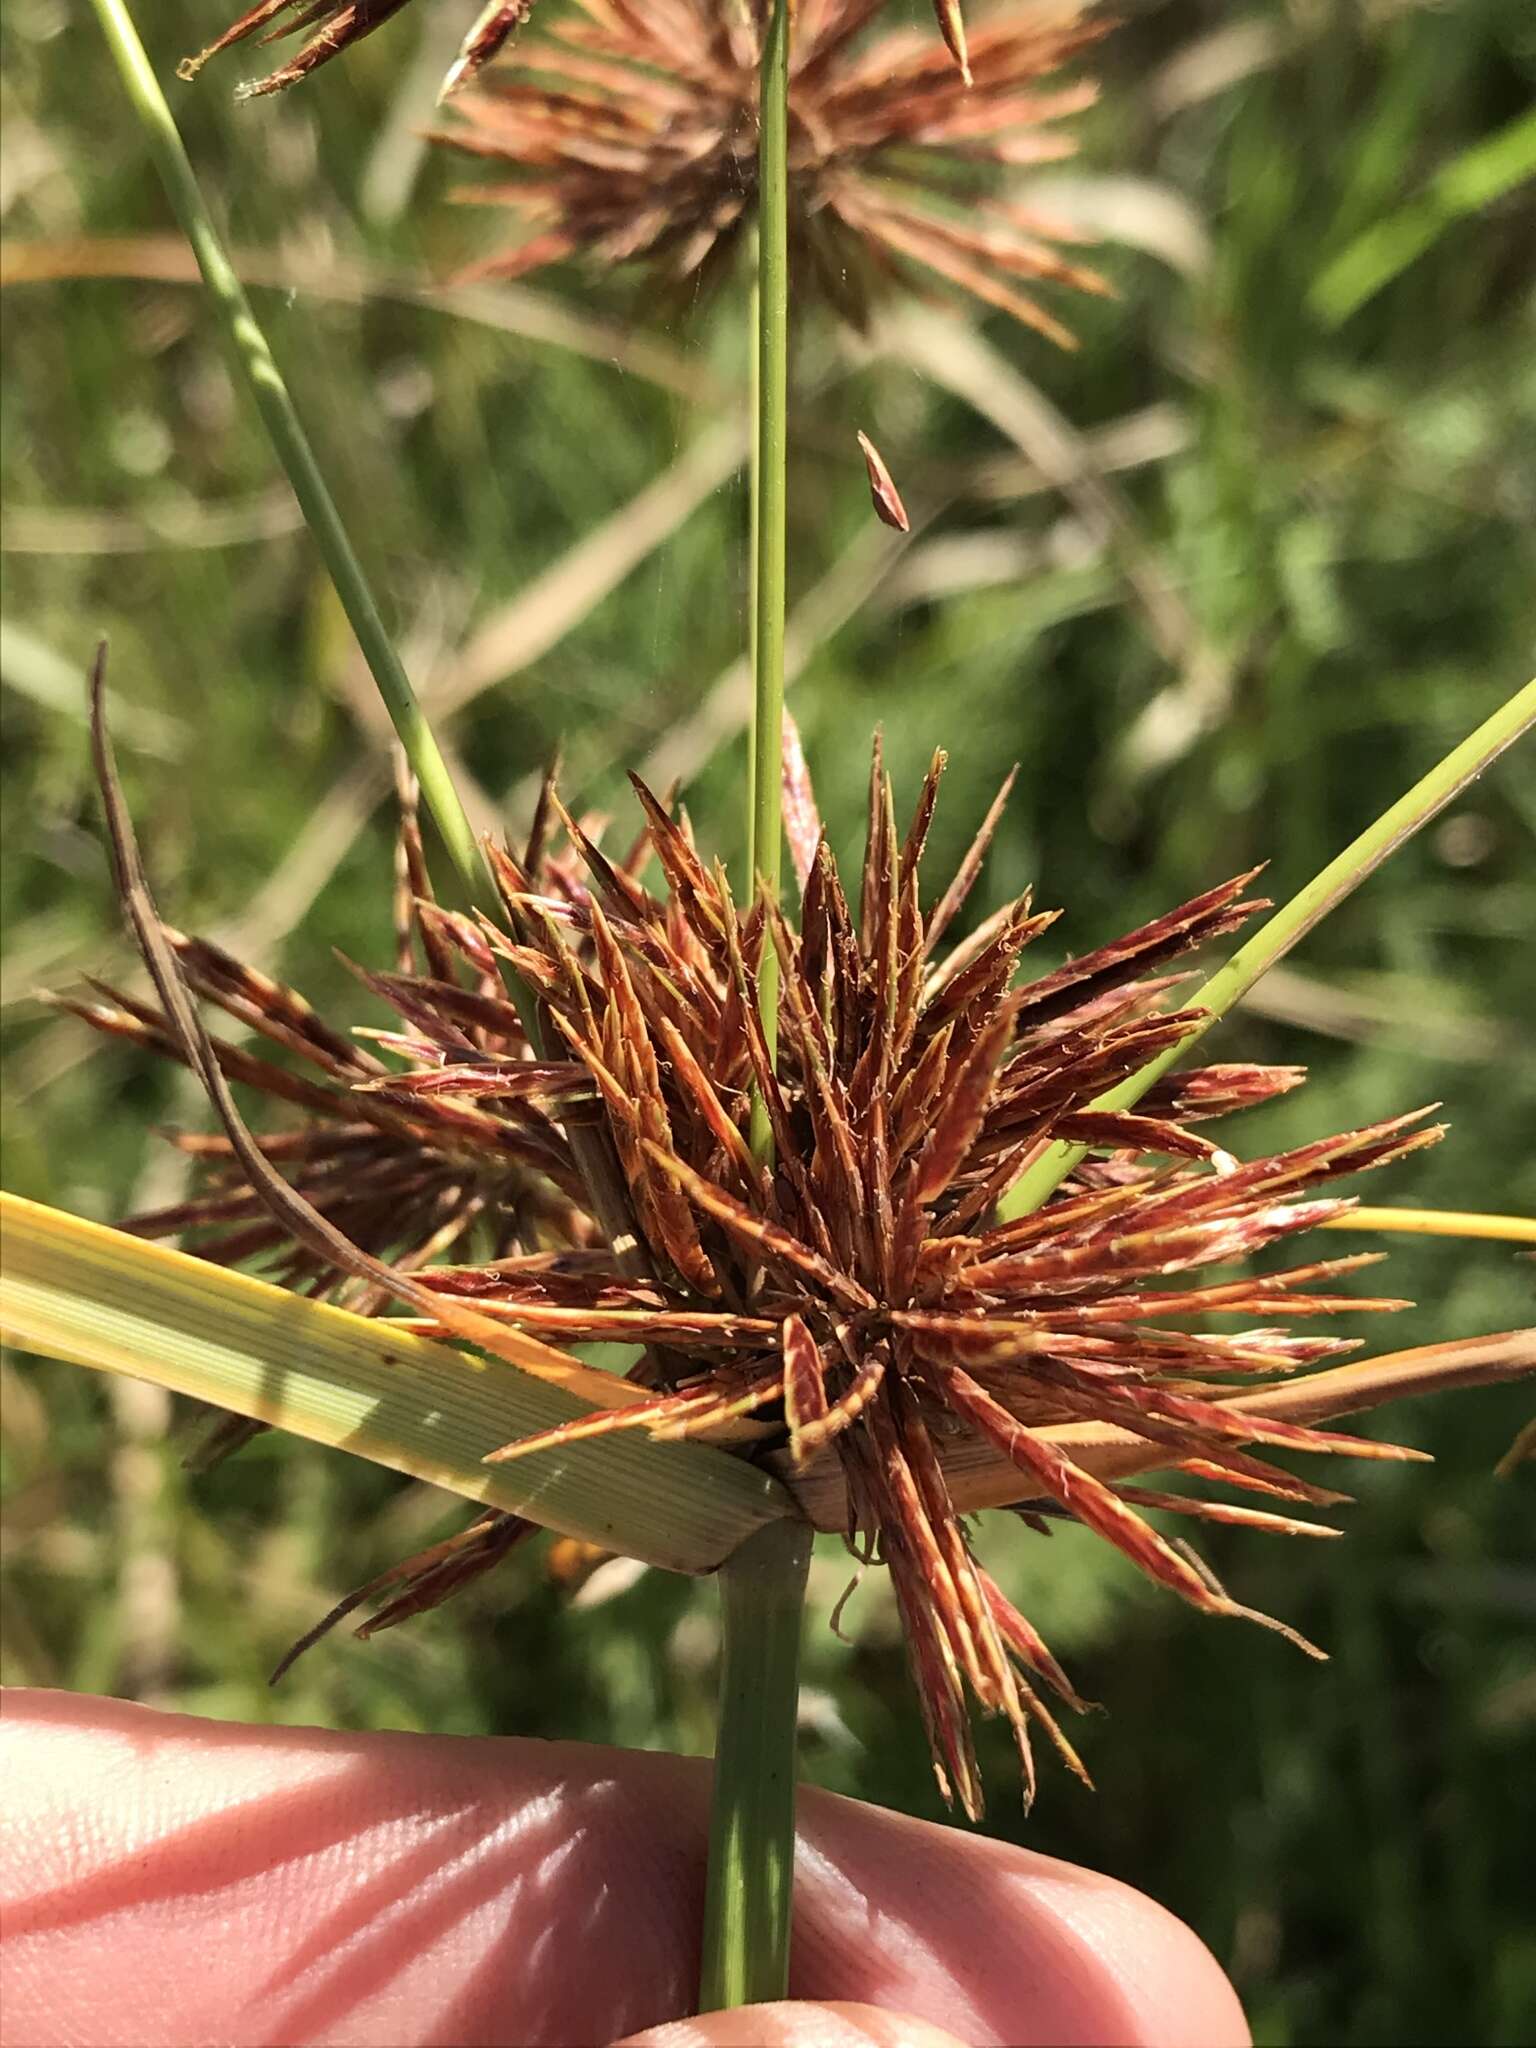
(2, 2), (1534, 2041)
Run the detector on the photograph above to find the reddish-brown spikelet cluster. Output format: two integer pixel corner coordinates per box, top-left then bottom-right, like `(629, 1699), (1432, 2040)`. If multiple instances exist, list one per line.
(71, 730), (1461, 1814)
(430, 0), (1113, 344)
(56, 772), (601, 1289)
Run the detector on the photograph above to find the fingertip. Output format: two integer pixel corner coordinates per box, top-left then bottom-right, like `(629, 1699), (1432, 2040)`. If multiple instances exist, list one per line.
(1034, 1862), (1251, 2048)
(785, 1790), (1250, 2047)
(616, 2001), (973, 2048)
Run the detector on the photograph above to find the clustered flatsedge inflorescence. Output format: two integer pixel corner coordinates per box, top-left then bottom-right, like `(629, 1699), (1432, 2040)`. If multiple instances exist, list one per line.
(430, 0), (1111, 345)
(68, 739), (1445, 1815)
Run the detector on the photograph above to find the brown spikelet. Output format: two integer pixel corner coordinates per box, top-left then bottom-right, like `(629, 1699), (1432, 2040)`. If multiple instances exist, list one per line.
(438, 0), (536, 102)
(931, 0), (973, 84)
(783, 1313), (830, 1460)
(270, 1511), (538, 1682)
(856, 430), (912, 533)
(790, 1347), (889, 1461)
(181, 0), (416, 99)
(780, 713), (825, 895)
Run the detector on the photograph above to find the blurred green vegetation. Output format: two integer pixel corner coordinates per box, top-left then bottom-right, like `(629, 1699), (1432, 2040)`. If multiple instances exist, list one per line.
(2, 1), (1534, 2042)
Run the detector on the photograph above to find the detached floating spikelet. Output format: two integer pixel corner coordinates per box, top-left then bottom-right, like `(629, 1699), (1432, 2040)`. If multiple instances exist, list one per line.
(71, 664), (1535, 1815)
(857, 430), (911, 533)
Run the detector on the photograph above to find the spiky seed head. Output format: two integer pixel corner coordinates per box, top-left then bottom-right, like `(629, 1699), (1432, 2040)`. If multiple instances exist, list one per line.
(75, 726), (1492, 1814)
(430, 0), (1113, 344)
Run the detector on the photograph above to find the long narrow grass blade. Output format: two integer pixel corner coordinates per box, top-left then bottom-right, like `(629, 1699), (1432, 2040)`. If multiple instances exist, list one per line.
(1001, 678), (1536, 1219)
(85, 0), (492, 918)
(1318, 1207), (1536, 1245)
(0, 1193), (789, 1574)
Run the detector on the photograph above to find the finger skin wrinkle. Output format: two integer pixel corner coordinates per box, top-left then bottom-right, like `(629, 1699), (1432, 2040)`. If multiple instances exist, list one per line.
(1, 1690), (1248, 2048)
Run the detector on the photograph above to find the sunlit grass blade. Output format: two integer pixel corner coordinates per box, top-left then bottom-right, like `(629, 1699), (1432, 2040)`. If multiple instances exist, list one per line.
(0, 237), (726, 408)
(1319, 1208), (1536, 1246)
(0, 1193), (790, 1575)
(1001, 676), (1536, 1220)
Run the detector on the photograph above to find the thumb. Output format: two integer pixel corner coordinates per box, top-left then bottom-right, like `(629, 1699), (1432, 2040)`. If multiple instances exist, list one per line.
(617, 2002), (971, 2047)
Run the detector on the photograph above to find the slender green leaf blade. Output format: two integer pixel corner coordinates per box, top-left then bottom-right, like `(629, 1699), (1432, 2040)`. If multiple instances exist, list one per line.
(0, 1193), (789, 1574)
(1001, 676), (1536, 1219)
(1311, 108), (1536, 326)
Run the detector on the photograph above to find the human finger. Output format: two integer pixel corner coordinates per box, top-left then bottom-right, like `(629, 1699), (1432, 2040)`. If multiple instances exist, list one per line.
(1, 1688), (1247, 2048)
(616, 2000), (972, 2047)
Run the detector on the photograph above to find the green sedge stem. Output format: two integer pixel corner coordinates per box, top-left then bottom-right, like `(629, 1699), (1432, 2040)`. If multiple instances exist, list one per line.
(743, 249), (762, 902)
(699, 1516), (813, 2012)
(86, 0), (493, 920)
(1001, 676), (1536, 1220)
(703, 33), (805, 2008)
(747, 0), (790, 1165)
